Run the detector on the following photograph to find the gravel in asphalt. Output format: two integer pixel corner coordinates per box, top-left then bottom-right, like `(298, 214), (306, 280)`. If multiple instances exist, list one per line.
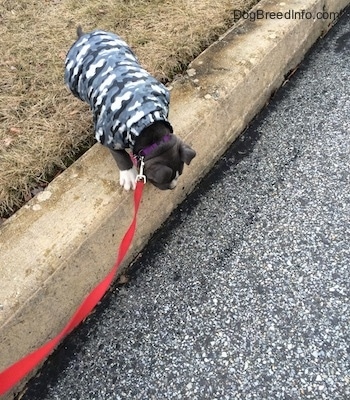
(22, 8), (350, 400)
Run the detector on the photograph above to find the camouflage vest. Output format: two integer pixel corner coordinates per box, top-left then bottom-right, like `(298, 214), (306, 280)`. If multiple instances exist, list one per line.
(65, 30), (171, 150)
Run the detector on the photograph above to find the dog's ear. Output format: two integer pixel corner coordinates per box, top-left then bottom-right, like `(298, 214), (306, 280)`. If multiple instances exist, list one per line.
(146, 164), (173, 184)
(180, 143), (196, 165)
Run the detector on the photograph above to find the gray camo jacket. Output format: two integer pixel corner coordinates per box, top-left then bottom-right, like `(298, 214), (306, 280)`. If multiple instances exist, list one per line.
(65, 30), (171, 150)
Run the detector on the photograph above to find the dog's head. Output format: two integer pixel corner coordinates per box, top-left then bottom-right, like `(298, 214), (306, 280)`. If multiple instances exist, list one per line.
(140, 135), (196, 190)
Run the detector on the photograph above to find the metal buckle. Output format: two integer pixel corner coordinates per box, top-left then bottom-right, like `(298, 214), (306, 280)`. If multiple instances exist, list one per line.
(136, 156), (146, 183)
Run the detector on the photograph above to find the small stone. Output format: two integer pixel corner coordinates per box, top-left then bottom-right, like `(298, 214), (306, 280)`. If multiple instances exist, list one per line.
(37, 190), (52, 202)
(187, 68), (196, 77)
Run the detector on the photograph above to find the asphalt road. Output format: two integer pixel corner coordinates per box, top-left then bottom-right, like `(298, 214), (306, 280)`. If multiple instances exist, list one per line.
(21, 8), (350, 400)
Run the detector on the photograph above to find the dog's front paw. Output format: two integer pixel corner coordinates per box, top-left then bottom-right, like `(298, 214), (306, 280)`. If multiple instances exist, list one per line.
(119, 167), (138, 190)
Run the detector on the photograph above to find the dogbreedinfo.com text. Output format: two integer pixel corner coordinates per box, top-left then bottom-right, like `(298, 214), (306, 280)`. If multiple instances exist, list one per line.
(234, 9), (339, 22)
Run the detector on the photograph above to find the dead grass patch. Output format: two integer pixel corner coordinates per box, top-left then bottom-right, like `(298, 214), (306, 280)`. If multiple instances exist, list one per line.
(0, 0), (259, 218)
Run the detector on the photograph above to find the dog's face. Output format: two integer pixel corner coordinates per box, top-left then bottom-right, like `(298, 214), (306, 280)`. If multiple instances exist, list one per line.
(143, 138), (196, 190)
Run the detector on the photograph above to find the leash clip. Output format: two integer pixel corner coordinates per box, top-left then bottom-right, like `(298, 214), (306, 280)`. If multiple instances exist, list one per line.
(136, 156), (146, 183)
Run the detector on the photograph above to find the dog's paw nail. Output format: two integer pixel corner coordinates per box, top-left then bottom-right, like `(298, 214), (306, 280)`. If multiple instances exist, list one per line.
(122, 182), (131, 191)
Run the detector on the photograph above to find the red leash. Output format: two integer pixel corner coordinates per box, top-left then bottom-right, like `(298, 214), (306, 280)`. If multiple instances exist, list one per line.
(0, 181), (145, 396)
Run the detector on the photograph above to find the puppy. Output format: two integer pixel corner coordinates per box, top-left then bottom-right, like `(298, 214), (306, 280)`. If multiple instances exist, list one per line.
(65, 27), (196, 190)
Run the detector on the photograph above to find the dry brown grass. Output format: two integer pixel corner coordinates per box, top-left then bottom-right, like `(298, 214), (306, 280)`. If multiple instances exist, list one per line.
(0, 0), (259, 218)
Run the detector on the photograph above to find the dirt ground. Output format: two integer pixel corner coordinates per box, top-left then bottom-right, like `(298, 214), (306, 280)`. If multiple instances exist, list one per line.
(0, 0), (259, 219)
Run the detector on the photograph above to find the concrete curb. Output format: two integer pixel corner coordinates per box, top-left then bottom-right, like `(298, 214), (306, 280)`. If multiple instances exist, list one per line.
(1, 0), (349, 397)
